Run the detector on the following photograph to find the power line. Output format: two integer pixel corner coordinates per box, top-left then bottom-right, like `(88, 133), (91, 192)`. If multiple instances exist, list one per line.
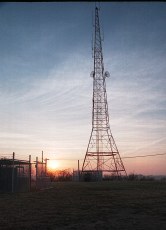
(122, 153), (166, 159)
(1, 153), (166, 161)
(49, 153), (166, 161)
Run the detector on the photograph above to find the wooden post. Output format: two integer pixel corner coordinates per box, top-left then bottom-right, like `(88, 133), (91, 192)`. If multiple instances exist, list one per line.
(36, 157), (38, 190)
(78, 160), (80, 182)
(12, 152), (15, 193)
(29, 155), (31, 192)
(42, 151), (44, 175)
(42, 151), (43, 163)
(45, 159), (47, 175)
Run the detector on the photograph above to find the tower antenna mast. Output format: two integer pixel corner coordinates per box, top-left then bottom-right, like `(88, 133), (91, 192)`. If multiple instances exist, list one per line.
(82, 6), (127, 178)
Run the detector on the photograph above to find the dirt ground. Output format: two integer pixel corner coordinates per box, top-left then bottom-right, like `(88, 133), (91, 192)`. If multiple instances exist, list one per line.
(0, 181), (166, 229)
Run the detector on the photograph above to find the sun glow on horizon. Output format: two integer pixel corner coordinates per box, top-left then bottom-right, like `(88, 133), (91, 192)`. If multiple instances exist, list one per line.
(47, 160), (60, 171)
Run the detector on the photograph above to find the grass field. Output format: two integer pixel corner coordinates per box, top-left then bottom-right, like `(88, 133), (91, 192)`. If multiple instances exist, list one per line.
(0, 181), (166, 229)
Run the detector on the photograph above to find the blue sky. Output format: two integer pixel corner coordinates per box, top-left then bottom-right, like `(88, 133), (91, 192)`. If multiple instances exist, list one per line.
(0, 2), (166, 174)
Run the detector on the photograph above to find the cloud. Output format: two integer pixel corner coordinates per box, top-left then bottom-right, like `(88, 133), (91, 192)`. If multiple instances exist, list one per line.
(0, 3), (166, 173)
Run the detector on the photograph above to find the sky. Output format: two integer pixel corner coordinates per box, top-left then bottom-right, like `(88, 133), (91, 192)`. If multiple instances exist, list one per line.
(0, 2), (166, 175)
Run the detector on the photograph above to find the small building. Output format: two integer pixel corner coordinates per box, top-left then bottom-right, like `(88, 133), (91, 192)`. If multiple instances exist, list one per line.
(81, 170), (103, 182)
(0, 158), (30, 192)
(73, 170), (80, 181)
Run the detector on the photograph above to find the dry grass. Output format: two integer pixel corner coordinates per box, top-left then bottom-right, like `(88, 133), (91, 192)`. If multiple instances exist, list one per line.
(0, 181), (166, 229)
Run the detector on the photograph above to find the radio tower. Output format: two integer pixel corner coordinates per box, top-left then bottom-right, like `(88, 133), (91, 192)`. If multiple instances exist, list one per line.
(82, 6), (127, 177)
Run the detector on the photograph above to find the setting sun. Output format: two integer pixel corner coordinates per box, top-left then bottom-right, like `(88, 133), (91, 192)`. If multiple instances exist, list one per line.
(47, 160), (59, 171)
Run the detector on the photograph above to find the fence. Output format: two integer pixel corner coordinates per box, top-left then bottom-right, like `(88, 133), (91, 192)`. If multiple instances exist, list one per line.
(34, 157), (51, 190)
(0, 153), (51, 193)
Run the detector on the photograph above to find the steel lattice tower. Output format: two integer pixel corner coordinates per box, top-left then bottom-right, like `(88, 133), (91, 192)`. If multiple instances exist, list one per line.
(82, 7), (127, 177)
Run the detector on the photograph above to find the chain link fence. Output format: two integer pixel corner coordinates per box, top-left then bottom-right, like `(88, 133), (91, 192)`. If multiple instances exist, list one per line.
(0, 153), (51, 193)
